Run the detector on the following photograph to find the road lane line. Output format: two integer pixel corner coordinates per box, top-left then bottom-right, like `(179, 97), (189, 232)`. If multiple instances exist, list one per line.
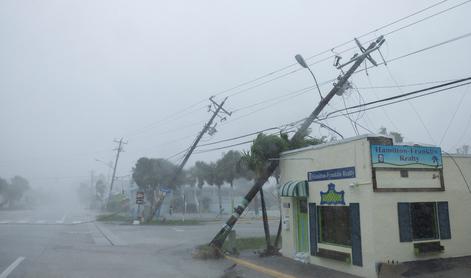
(0, 257), (25, 278)
(224, 255), (296, 278)
(35, 220), (46, 224)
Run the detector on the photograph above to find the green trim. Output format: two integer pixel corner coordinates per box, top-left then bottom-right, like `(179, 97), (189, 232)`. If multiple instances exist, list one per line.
(280, 180), (309, 197)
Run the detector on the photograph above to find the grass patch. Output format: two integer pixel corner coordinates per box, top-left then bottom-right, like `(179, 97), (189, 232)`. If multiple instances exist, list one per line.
(96, 213), (130, 222)
(145, 219), (202, 225)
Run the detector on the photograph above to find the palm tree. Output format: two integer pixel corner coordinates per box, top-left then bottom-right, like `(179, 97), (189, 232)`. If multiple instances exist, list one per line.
(240, 132), (326, 255)
(240, 133), (289, 254)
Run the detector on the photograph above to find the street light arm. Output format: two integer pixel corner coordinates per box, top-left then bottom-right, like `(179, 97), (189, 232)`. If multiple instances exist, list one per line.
(306, 66), (323, 100)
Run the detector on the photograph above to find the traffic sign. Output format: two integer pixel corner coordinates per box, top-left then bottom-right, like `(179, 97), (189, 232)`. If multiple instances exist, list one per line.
(159, 187), (172, 194)
(136, 191), (145, 205)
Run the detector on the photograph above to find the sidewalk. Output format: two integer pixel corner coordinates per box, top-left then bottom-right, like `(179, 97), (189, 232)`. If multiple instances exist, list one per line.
(232, 252), (471, 278)
(233, 251), (359, 278)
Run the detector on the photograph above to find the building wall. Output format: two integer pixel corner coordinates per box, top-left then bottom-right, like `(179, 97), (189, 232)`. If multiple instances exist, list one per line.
(280, 137), (471, 278)
(371, 155), (471, 263)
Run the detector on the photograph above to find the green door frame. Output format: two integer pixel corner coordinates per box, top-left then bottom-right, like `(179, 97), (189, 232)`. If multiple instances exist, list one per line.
(295, 198), (309, 252)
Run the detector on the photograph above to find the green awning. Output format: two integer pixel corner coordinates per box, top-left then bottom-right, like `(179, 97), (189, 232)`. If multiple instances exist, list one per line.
(280, 180), (309, 197)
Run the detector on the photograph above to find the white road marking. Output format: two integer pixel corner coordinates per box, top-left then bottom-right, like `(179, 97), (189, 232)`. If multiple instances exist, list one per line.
(0, 256), (25, 278)
(60, 214), (67, 223)
(173, 228), (184, 232)
(16, 220), (28, 224)
(35, 220), (46, 224)
(55, 220), (64, 224)
(0, 221), (9, 224)
(71, 221), (82, 224)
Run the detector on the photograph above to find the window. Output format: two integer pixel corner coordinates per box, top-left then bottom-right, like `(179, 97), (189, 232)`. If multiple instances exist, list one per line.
(318, 206), (351, 246)
(410, 202), (438, 240)
(398, 202), (450, 243)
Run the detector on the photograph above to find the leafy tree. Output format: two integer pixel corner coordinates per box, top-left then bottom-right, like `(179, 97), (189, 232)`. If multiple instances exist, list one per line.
(217, 151), (242, 188)
(0, 177), (8, 206)
(192, 161), (210, 188)
(217, 151), (243, 211)
(6, 176), (30, 208)
(132, 157), (185, 221)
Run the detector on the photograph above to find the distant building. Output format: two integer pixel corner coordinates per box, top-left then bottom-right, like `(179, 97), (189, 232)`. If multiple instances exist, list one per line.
(279, 134), (471, 278)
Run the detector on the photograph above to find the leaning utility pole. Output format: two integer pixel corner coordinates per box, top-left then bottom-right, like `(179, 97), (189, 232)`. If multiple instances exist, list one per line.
(171, 97), (231, 184)
(107, 137), (127, 207)
(210, 35), (386, 248)
(147, 97), (231, 220)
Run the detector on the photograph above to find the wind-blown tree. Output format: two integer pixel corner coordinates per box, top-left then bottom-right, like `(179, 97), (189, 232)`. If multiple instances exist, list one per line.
(240, 131), (326, 254)
(379, 126), (404, 143)
(6, 176), (30, 208)
(213, 162), (226, 215)
(190, 161), (212, 213)
(217, 151), (243, 211)
(132, 157), (185, 221)
(0, 177), (8, 206)
(201, 162), (225, 215)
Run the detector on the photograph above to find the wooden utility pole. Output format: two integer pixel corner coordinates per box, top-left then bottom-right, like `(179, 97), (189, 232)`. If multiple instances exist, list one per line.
(171, 97), (231, 185)
(147, 97), (231, 220)
(107, 137), (127, 208)
(210, 35), (386, 248)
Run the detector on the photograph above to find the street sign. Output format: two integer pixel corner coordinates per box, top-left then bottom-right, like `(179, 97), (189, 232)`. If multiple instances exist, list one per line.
(159, 187), (172, 194)
(136, 191), (144, 205)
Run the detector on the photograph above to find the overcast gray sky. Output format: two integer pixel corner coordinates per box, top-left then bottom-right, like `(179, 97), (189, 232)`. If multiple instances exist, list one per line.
(1, 0), (470, 189)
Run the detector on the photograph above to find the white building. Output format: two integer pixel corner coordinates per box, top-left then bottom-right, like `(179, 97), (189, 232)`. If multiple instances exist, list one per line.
(279, 134), (471, 277)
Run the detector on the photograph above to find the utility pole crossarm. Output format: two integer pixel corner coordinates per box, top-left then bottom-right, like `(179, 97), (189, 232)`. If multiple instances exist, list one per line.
(293, 35), (385, 143)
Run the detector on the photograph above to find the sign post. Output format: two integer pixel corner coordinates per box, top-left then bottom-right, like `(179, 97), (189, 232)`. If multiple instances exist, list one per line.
(135, 191), (145, 224)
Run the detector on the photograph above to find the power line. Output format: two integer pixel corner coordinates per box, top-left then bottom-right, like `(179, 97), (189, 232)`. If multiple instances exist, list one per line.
(121, 0), (468, 138)
(194, 140), (254, 154)
(226, 32), (471, 124)
(377, 32), (471, 67)
(439, 91), (467, 145)
(383, 65), (437, 144)
(322, 79), (471, 120)
(195, 78), (471, 156)
(357, 78), (460, 89)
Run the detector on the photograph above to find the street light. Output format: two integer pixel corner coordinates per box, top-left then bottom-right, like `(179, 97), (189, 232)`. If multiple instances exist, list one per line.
(295, 54), (323, 99)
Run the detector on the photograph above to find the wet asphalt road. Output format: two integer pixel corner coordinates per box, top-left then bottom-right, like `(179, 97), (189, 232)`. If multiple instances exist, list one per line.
(0, 206), (276, 278)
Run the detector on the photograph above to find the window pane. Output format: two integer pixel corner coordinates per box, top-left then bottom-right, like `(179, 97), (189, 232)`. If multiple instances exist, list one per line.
(410, 202), (438, 240)
(318, 206), (351, 246)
